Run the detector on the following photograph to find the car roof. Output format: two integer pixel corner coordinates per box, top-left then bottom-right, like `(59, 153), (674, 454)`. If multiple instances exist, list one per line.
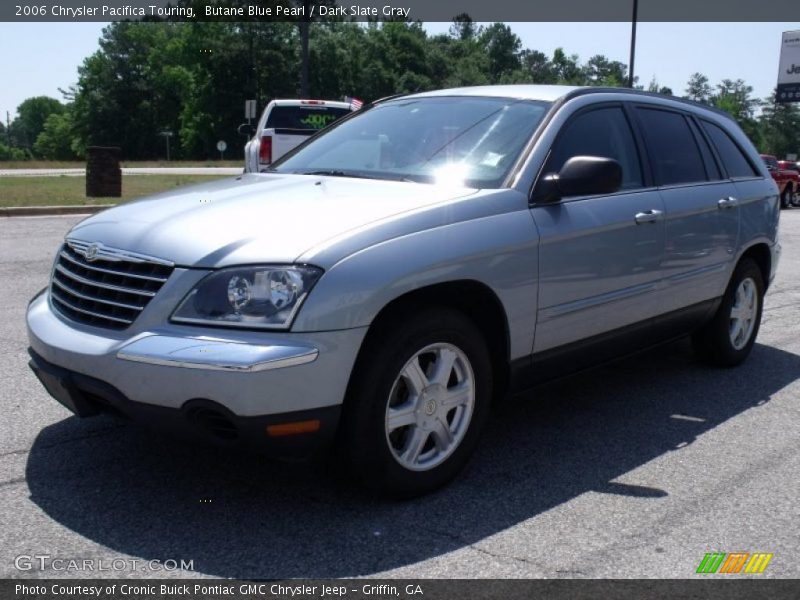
(397, 85), (734, 121)
(404, 85), (584, 102)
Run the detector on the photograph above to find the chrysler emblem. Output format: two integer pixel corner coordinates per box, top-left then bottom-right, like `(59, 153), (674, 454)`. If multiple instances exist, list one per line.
(84, 244), (100, 261)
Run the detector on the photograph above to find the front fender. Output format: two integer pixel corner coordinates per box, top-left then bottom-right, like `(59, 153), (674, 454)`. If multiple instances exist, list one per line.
(292, 209), (540, 360)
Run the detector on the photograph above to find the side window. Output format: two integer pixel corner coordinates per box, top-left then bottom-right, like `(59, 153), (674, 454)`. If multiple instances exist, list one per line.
(688, 119), (722, 180)
(700, 120), (759, 178)
(545, 107), (643, 190)
(636, 108), (707, 186)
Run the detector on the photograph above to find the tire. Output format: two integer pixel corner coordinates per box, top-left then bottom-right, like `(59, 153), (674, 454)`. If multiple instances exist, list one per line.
(791, 185), (800, 208)
(780, 185), (791, 209)
(340, 307), (493, 498)
(692, 258), (764, 367)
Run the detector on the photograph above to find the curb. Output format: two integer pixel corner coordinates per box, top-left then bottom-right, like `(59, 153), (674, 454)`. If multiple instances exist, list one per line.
(0, 205), (115, 218)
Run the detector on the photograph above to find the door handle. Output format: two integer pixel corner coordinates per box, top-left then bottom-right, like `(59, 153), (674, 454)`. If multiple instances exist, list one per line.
(718, 196), (738, 210)
(634, 209), (663, 224)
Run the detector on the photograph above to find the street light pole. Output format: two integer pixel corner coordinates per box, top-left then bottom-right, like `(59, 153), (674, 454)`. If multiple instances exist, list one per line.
(628, 0), (638, 88)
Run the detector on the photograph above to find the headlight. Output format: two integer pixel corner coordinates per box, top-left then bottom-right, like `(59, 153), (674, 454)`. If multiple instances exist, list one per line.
(171, 265), (323, 330)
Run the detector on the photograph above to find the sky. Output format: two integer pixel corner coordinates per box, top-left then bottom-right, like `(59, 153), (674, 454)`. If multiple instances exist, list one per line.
(1, 21), (799, 122)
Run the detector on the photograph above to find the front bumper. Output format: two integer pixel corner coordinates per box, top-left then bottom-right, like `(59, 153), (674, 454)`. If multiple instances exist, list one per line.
(28, 349), (341, 457)
(27, 292), (367, 449)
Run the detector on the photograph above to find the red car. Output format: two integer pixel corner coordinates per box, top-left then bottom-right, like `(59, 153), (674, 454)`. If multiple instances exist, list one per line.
(761, 154), (799, 208)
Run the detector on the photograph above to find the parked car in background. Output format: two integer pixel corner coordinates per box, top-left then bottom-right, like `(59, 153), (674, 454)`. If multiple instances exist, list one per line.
(244, 99), (355, 173)
(778, 160), (800, 207)
(761, 154), (798, 208)
(28, 85), (780, 497)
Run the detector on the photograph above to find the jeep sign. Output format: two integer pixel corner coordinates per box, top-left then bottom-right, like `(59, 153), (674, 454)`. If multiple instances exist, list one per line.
(778, 30), (800, 103)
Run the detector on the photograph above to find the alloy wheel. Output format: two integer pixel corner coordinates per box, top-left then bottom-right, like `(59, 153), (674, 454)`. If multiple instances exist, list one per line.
(729, 277), (758, 350)
(384, 343), (475, 472)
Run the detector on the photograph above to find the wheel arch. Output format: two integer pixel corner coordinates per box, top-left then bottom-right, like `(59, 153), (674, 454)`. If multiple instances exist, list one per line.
(346, 280), (512, 404)
(738, 242), (772, 291)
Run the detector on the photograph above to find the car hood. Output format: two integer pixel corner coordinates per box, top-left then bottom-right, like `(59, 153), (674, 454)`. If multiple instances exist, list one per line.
(69, 174), (478, 268)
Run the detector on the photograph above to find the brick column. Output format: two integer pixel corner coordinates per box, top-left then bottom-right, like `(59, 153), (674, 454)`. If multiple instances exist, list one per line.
(86, 146), (122, 198)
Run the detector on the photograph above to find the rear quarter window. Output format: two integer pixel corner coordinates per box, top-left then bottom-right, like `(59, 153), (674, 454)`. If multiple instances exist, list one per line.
(700, 120), (759, 179)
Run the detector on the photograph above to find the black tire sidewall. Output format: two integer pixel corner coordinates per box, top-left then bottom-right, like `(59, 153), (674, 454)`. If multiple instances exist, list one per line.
(342, 308), (493, 497)
(696, 259), (764, 366)
(780, 186), (790, 208)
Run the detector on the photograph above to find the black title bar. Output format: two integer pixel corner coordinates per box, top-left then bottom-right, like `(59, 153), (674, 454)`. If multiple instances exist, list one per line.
(6, 0), (800, 22)
(6, 579), (800, 600)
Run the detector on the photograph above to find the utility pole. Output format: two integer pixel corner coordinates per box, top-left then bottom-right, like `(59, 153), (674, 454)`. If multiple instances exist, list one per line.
(299, 23), (309, 96)
(627, 0), (638, 88)
(298, 0), (311, 97)
(5, 111), (10, 145)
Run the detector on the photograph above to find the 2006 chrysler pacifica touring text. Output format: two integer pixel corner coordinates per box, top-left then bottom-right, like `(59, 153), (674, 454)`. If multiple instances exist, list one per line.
(27, 85), (781, 497)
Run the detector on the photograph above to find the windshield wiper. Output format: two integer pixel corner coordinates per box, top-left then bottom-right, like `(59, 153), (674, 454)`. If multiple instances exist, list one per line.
(296, 169), (373, 179)
(289, 169), (419, 183)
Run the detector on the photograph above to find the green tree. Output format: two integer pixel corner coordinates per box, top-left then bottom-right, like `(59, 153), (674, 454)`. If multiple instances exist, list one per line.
(584, 55), (627, 87)
(759, 93), (800, 158)
(685, 72), (712, 103)
(12, 96), (64, 151)
(551, 48), (584, 85)
(711, 79), (760, 141)
(308, 22), (367, 99)
(646, 77), (673, 96)
(513, 50), (555, 83)
(479, 23), (522, 83)
(71, 22), (193, 159)
(449, 14), (477, 41)
(34, 111), (80, 160)
(178, 21), (298, 157)
(353, 22), (435, 99)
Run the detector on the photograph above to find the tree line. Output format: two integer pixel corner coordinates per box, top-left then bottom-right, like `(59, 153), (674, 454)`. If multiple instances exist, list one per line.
(1, 18), (799, 161)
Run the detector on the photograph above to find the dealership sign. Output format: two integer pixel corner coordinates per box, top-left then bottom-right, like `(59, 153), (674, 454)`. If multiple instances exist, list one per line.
(778, 30), (800, 103)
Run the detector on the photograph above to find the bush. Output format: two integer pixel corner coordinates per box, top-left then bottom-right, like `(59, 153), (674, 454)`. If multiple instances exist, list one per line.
(0, 143), (32, 161)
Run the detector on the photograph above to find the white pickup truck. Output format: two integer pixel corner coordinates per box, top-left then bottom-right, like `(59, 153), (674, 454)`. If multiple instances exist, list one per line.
(244, 99), (355, 173)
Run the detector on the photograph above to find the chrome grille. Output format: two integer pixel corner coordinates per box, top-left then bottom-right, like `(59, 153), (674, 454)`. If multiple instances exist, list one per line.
(50, 239), (174, 330)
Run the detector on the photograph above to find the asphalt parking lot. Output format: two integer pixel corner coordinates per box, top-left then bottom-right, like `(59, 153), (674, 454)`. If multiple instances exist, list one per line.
(1, 211), (799, 580)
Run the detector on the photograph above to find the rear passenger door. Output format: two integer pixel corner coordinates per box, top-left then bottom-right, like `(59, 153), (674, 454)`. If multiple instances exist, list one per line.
(698, 119), (772, 253)
(634, 106), (739, 315)
(531, 104), (665, 353)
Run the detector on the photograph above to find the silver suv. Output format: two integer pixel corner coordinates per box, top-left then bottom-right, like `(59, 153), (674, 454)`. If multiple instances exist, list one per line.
(27, 85), (781, 497)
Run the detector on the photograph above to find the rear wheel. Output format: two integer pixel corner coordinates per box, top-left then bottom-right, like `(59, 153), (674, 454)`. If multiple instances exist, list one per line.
(692, 258), (764, 367)
(340, 308), (492, 498)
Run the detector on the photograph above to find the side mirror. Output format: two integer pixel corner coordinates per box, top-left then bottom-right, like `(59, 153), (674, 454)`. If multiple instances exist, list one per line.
(533, 156), (623, 204)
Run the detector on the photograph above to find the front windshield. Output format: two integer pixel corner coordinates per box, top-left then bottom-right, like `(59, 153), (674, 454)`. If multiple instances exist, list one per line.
(271, 96), (551, 188)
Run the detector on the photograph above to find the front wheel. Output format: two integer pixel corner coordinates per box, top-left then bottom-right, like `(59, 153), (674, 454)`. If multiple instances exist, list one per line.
(340, 308), (492, 498)
(692, 258), (764, 367)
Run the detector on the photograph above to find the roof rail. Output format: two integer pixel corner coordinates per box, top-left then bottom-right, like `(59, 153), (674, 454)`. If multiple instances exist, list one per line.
(370, 93), (410, 106)
(562, 87), (735, 121)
